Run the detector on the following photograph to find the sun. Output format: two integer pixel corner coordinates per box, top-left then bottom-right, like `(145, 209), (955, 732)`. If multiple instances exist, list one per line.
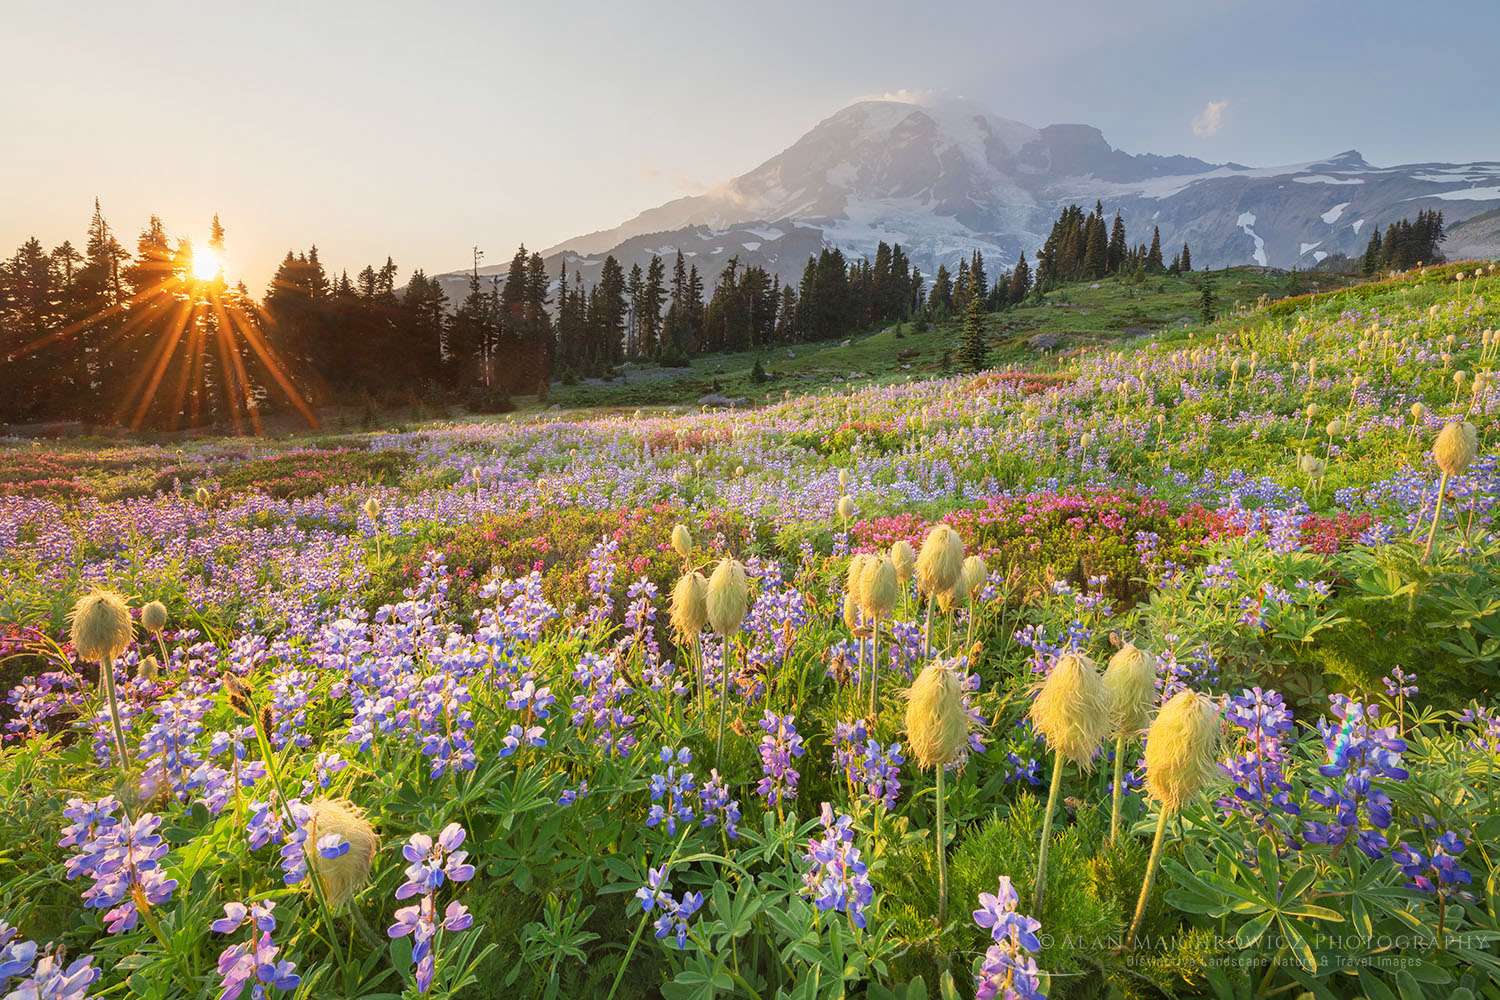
(191, 246), (223, 281)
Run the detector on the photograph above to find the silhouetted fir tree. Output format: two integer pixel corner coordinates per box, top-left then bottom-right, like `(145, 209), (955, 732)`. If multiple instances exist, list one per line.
(1083, 219), (1107, 279)
(1009, 252), (1032, 304)
(1180, 243), (1192, 272)
(1107, 211), (1127, 273)
(969, 250), (988, 306)
(1198, 270), (1215, 323)
(1147, 227), (1165, 272)
(625, 262), (643, 357)
(927, 264), (953, 316)
(1363, 229), (1384, 274)
(957, 288), (988, 372)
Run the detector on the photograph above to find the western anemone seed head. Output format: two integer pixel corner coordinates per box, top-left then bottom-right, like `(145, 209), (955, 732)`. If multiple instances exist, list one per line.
(362, 497), (381, 520)
(1143, 690), (1224, 815)
(1304, 402), (1317, 419)
(139, 655), (160, 681)
(1299, 455), (1326, 480)
(670, 571), (708, 638)
(70, 590), (134, 664)
(845, 552), (872, 597)
(904, 659), (969, 771)
(1434, 420), (1478, 476)
(836, 495), (855, 521)
(842, 592), (860, 632)
(1079, 432), (1094, 450)
(304, 798), (378, 908)
(670, 524), (692, 560)
(915, 523), (964, 596)
(960, 555), (987, 601)
(861, 555), (900, 619)
(706, 558), (749, 636)
(1410, 401), (1427, 421)
(141, 600), (169, 634)
(195, 486), (211, 505)
(890, 540), (916, 583)
(1030, 652), (1111, 769)
(838, 468), (850, 491)
(1454, 370), (1468, 388)
(1102, 642), (1158, 739)
(1325, 419), (1342, 438)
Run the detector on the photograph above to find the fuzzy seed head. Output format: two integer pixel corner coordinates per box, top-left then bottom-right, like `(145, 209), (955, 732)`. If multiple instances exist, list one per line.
(845, 553), (873, 606)
(670, 524), (692, 560)
(1325, 419), (1342, 438)
(1101, 642), (1158, 739)
(305, 798), (378, 908)
(69, 590), (134, 664)
(362, 497), (381, 520)
(842, 592), (860, 633)
(706, 558), (749, 636)
(890, 540), (916, 583)
(959, 555), (987, 601)
(1434, 420), (1478, 476)
(1144, 690), (1224, 815)
(904, 660), (969, 770)
(195, 486), (211, 505)
(838, 468), (850, 491)
(915, 523), (964, 596)
(139, 655), (160, 681)
(670, 571), (708, 638)
(836, 495), (855, 521)
(1030, 652), (1111, 769)
(140, 600), (168, 634)
(861, 555), (900, 618)
(1410, 401), (1427, 421)
(1304, 402), (1317, 419)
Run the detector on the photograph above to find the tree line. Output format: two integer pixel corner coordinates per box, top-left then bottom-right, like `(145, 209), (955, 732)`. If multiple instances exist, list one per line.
(2, 198), (1196, 429)
(1362, 210), (1446, 273)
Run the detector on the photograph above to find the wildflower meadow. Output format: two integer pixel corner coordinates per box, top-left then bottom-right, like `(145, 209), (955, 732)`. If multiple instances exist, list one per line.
(2, 262), (1500, 999)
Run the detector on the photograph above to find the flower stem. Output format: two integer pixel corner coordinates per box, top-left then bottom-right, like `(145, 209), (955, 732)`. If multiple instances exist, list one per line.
(99, 654), (132, 779)
(1129, 806), (1171, 946)
(1423, 470), (1450, 563)
(1034, 752), (1064, 912)
(716, 634), (732, 770)
(1110, 734), (1126, 844)
(935, 764), (948, 925)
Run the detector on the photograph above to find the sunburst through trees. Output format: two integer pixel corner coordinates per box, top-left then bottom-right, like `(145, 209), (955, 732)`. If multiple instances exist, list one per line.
(1, 204), (313, 433)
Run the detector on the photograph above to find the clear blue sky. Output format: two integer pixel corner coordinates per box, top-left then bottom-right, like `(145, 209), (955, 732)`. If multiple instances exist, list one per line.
(3, 0), (1496, 290)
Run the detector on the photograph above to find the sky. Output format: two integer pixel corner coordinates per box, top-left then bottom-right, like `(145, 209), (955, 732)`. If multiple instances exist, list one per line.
(4, 0), (1498, 291)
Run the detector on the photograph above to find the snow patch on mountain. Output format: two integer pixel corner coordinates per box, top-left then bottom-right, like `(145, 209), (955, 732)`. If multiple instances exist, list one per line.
(1300, 241), (1322, 256)
(1321, 202), (1350, 224)
(1352, 219), (1366, 234)
(1238, 213), (1268, 266)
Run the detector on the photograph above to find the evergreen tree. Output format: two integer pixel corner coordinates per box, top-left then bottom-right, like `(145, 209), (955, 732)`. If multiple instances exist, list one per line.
(927, 264), (953, 316)
(957, 288), (988, 372)
(1363, 229), (1384, 274)
(1008, 252), (1032, 305)
(1180, 243), (1192, 272)
(1106, 211), (1127, 274)
(1146, 227), (1165, 272)
(1198, 270), (1215, 323)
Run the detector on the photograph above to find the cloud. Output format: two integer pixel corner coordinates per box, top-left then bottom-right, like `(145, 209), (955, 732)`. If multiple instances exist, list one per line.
(852, 88), (944, 106)
(1192, 99), (1229, 137)
(638, 162), (662, 180)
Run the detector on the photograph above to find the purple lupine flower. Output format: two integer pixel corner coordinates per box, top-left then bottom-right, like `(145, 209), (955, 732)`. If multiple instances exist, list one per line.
(646, 746), (696, 836)
(1304, 695), (1408, 859)
(215, 931), (300, 1000)
(4, 951), (99, 1000)
(389, 823), (477, 994)
(0, 921), (38, 986)
(972, 875), (1046, 1000)
(756, 710), (805, 806)
(802, 804), (875, 929)
(1392, 831), (1476, 902)
(1218, 688), (1301, 850)
(697, 770), (741, 839)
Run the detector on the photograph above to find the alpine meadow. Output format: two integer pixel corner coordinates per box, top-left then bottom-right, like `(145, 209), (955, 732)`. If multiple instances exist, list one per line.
(4, 3), (1500, 999)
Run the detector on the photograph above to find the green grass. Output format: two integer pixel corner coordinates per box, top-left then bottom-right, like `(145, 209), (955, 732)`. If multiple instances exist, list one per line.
(547, 266), (1359, 410)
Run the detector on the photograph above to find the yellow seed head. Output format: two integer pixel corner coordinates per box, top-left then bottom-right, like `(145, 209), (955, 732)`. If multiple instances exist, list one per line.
(1433, 420), (1478, 476)
(959, 555), (987, 601)
(904, 660), (970, 771)
(842, 592), (860, 633)
(915, 523), (964, 596)
(362, 497), (381, 519)
(890, 540), (916, 583)
(670, 571), (709, 638)
(1410, 401), (1427, 421)
(1102, 642), (1158, 739)
(1325, 419), (1342, 438)
(305, 798), (378, 908)
(69, 590), (134, 664)
(139, 655), (160, 681)
(845, 553), (873, 606)
(670, 524), (692, 560)
(861, 555), (900, 619)
(1030, 652), (1111, 769)
(838, 468), (850, 491)
(836, 495), (855, 521)
(706, 558), (749, 636)
(1143, 690), (1224, 815)
(141, 600), (169, 634)
(195, 486), (211, 505)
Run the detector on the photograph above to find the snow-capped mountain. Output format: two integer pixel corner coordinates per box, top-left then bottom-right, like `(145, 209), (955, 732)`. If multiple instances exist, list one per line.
(435, 98), (1500, 300)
